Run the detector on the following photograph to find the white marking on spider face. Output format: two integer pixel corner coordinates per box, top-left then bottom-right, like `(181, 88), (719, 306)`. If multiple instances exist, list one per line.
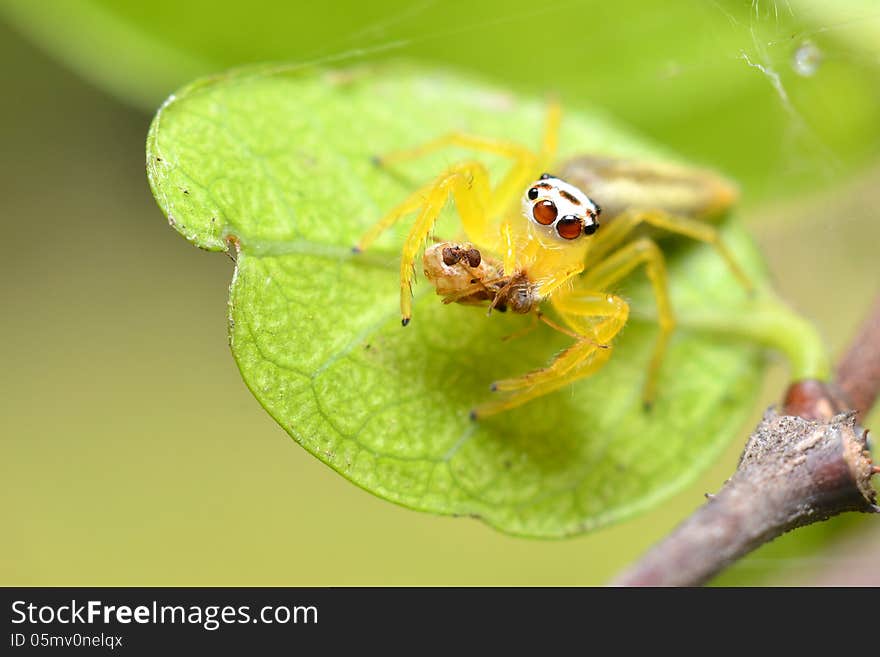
(522, 176), (600, 241)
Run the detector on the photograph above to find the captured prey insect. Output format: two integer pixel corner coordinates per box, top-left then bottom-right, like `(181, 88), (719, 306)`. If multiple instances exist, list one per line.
(354, 104), (753, 418)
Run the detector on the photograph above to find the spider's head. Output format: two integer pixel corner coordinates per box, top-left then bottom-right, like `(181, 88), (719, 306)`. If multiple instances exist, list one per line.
(522, 173), (600, 241)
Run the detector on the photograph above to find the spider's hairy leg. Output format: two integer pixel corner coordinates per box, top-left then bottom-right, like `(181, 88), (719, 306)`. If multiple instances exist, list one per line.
(488, 99), (562, 213)
(500, 217), (516, 276)
(374, 95), (561, 171)
(591, 209), (754, 293)
(581, 238), (676, 407)
(537, 264), (585, 298)
(354, 180), (436, 253)
(472, 347), (613, 419)
(376, 131), (540, 228)
(394, 163), (504, 324)
(355, 160), (493, 252)
(472, 294), (626, 418)
(488, 292), (628, 394)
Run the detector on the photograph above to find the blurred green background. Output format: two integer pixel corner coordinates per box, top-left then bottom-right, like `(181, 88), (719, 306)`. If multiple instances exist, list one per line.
(2, 0), (878, 585)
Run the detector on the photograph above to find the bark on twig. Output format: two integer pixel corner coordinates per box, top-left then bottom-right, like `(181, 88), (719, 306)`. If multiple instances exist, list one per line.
(612, 296), (880, 587)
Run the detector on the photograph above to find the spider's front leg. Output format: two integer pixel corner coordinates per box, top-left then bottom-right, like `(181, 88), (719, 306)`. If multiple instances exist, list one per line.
(373, 100), (559, 213)
(355, 162), (498, 325)
(355, 137), (544, 324)
(355, 105), (561, 324)
(471, 292), (629, 418)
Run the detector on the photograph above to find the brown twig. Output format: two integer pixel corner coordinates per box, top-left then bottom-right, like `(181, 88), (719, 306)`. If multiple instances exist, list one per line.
(835, 295), (880, 421)
(612, 295), (880, 587)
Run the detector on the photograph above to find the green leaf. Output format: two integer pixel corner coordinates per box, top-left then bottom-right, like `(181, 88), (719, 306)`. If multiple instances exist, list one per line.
(147, 63), (772, 537)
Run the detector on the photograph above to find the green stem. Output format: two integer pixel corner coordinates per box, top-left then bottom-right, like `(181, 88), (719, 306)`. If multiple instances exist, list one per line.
(677, 292), (831, 382)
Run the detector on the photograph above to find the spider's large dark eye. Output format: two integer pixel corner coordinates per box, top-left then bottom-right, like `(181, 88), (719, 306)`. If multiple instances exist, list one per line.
(527, 187), (539, 200)
(556, 215), (582, 240)
(532, 200), (557, 225)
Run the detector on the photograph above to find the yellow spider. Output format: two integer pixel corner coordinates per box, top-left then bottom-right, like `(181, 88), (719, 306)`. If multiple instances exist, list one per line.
(355, 104), (752, 418)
